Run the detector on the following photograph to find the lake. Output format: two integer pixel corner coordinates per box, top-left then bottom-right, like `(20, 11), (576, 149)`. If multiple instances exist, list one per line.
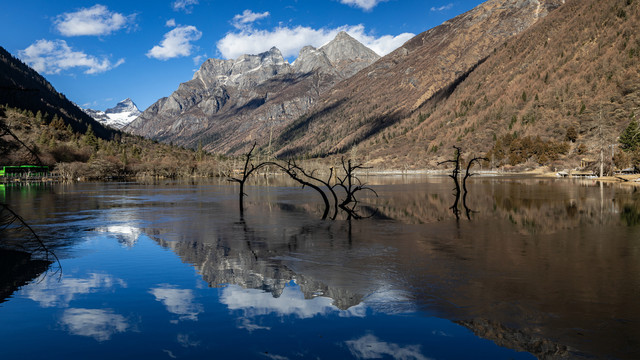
(1, 176), (639, 359)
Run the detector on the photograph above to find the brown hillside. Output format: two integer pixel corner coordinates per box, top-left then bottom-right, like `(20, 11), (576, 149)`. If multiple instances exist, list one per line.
(273, 0), (565, 159)
(274, 0), (640, 172)
(396, 0), (640, 169)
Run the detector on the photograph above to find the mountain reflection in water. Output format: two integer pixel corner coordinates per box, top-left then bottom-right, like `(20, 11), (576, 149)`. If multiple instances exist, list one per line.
(1, 177), (638, 359)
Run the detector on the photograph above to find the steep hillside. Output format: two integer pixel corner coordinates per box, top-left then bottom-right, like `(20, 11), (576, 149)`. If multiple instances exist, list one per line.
(399, 0), (640, 169)
(274, 0), (640, 171)
(0, 46), (117, 140)
(272, 0), (565, 160)
(126, 32), (380, 154)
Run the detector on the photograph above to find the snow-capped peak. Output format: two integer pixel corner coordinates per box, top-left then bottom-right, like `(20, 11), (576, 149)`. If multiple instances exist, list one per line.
(83, 98), (141, 130)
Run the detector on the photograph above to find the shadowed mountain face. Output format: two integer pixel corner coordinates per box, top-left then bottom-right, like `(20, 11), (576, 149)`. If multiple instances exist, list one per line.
(273, 0), (566, 158)
(125, 32), (380, 155)
(0, 47), (117, 140)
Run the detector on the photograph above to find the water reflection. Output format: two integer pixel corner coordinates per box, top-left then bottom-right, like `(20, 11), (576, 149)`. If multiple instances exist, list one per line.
(221, 282), (366, 320)
(345, 334), (431, 360)
(60, 308), (130, 342)
(149, 285), (203, 322)
(22, 273), (127, 308)
(0, 249), (50, 304)
(1, 178), (638, 359)
(95, 224), (142, 247)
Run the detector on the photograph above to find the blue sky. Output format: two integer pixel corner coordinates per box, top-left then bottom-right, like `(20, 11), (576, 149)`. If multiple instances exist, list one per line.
(1, 0), (483, 111)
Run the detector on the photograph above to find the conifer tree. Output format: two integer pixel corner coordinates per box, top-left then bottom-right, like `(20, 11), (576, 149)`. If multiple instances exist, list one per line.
(619, 119), (640, 152)
(83, 125), (99, 151)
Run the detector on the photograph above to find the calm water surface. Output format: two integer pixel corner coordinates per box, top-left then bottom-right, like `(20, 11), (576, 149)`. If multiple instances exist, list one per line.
(1, 176), (639, 359)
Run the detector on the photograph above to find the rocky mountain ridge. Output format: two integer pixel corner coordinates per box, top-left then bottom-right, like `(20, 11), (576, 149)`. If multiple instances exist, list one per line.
(272, 0), (567, 159)
(125, 32), (380, 153)
(83, 98), (141, 130)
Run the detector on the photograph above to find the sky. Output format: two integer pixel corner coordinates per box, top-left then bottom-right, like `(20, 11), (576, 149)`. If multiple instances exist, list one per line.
(1, 0), (484, 112)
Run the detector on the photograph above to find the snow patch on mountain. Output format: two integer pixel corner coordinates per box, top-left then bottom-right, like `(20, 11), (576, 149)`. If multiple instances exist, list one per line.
(83, 98), (141, 129)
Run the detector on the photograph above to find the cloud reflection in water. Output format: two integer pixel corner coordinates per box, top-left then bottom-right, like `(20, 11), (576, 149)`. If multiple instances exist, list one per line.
(21, 273), (127, 308)
(149, 284), (203, 321)
(220, 282), (366, 320)
(60, 308), (129, 342)
(345, 334), (432, 360)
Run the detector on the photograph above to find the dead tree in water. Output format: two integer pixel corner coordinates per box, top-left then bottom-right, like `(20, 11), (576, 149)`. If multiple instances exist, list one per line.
(462, 156), (489, 219)
(228, 143), (270, 217)
(438, 146), (462, 220)
(333, 158), (378, 220)
(229, 144), (333, 219)
(229, 146), (377, 220)
(278, 160), (332, 220)
(1, 203), (61, 275)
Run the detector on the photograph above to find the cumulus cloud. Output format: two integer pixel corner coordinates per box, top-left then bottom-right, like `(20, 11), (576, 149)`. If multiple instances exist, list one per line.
(339, 0), (387, 11)
(166, 18), (176, 27)
(19, 39), (124, 75)
(232, 9), (270, 29)
(431, 3), (454, 11)
(54, 4), (135, 36)
(192, 53), (207, 66)
(172, 0), (199, 13)
(217, 24), (413, 60)
(147, 25), (202, 60)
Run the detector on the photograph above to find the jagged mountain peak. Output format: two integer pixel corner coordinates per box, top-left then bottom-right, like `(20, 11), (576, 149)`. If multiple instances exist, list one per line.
(321, 31), (379, 63)
(106, 98), (140, 114)
(292, 32), (380, 78)
(84, 98), (141, 130)
(127, 31), (381, 153)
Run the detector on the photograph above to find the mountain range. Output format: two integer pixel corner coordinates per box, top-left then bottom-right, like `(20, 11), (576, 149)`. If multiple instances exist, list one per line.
(4, 0), (639, 170)
(83, 98), (142, 130)
(125, 0), (573, 161)
(125, 31), (380, 154)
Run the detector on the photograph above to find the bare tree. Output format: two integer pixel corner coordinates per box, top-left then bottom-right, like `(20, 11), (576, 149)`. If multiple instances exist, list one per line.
(0, 111), (43, 166)
(1, 203), (61, 277)
(333, 158), (378, 220)
(229, 145), (379, 220)
(438, 146), (462, 220)
(462, 156), (489, 219)
(228, 143), (270, 217)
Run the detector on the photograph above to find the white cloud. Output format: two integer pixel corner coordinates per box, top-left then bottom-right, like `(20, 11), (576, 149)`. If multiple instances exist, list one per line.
(345, 334), (432, 360)
(61, 308), (129, 342)
(54, 4), (135, 37)
(340, 0), (387, 11)
(192, 53), (207, 66)
(19, 39), (125, 75)
(166, 18), (176, 27)
(172, 0), (199, 13)
(232, 10), (270, 29)
(150, 285), (203, 321)
(147, 25), (202, 60)
(217, 24), (413, 60)
(431, 3), (454, 12)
